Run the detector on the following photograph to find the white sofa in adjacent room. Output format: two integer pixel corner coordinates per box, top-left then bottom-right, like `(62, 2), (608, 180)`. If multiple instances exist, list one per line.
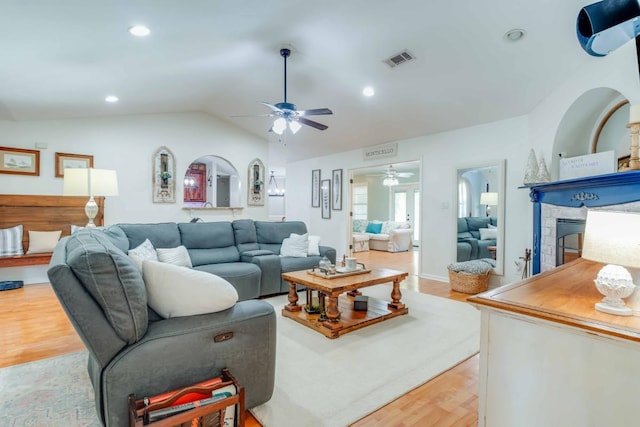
(352, 220), (413, 253)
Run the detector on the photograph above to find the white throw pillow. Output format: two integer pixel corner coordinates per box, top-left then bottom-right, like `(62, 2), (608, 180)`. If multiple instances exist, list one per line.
(307, 235), (321, 256)
(128, 238), (159, 271)
(479, 228), (497, 240)
(0, 224), (23, 256)
(488, 223), (497, 229)
(156, 245), (192, 267)
(27, 230), (62, 254)
(280, 233), (309, 257)
(142, 260), (238, 318)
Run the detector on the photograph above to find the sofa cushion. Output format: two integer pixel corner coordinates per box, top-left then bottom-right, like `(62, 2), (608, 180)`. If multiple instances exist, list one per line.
(466, 217), (491, 231)
(0, 224), (23, 256)
(194, 262), (261, 301)
(365, 222), (383, 234)
(179, 222), (240, 265)
(142, 260), (238, 318)
(381, 221), (401, 235)
(280, 233), (309, 258)
(255, 221), (308, 253)
(102, 225), (130, 253)
(457, 218), (469, 233)
(26, 230), (61, 254)
(65, 229), (148, 344)
(232, 219), (260, 253)
(118, 223), (181, 251)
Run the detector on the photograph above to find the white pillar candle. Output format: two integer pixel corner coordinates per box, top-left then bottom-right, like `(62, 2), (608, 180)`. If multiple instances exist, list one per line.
(630, 105), (640, 123)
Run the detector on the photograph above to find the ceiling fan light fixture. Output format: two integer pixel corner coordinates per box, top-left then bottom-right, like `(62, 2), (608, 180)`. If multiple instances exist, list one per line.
(289, 120), (302, 134)
(383, 176), (399, 187)
(273, 117), (287, 135)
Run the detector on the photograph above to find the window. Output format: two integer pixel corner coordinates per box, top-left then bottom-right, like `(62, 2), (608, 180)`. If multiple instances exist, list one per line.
(352, 184), (368, 220)
(458, 179), (470, 217)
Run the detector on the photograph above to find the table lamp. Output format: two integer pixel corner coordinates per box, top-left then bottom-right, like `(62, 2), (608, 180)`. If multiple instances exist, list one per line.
(480, 192), (498, 217)
(63, 168), (119, 227)
(581, 210), (640, 316)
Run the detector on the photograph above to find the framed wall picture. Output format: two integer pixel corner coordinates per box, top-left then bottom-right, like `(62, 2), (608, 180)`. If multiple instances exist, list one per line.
(55, 152), (93, 178)
(0, 146), (40, 176)
(321, 179), (331, 219)
(332, 169), (342, 210)
(312, 169), (321, 207)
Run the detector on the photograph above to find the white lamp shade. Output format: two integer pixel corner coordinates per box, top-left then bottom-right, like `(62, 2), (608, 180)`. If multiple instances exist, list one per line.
(63, 168), (119, 197)
(480, 192), (498, 205)
(582, 210), (640, 268)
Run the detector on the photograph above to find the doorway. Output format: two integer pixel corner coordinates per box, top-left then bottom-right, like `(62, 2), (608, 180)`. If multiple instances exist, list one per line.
(349, 160), (421, 253)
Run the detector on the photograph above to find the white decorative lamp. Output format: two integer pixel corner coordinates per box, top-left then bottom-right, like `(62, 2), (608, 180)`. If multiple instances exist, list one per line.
(581, 210), (640, 316)
(64, 168), (119, 228)
(480, 192), (498, 217)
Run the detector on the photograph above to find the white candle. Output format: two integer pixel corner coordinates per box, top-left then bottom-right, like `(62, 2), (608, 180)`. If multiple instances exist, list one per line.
(630, 105), (640, 123)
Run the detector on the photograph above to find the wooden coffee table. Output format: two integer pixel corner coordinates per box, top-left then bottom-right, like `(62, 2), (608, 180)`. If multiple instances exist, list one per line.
(281, 267), (409, 339)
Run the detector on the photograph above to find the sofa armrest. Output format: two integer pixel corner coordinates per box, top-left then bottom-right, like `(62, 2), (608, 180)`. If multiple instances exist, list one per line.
(101, 300), (276, 427)
(389, 228), (413, 236)
(249, 254), (282, 296)
(319, 245), (336, 263)
(240, 249), (275, 262)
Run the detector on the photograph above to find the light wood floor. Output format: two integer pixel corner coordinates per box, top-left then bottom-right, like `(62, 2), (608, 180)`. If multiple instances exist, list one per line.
(0, 249), (479, 427)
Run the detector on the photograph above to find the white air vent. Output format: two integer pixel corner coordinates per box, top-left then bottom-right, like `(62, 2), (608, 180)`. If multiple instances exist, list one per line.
(383, 50), (415, 68)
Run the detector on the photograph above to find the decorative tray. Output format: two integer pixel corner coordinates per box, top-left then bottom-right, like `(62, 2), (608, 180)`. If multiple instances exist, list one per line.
(307, 264), (370, 279)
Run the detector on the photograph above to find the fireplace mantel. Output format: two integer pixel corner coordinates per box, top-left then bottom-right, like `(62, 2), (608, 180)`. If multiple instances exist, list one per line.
(527, 170), (640, 274)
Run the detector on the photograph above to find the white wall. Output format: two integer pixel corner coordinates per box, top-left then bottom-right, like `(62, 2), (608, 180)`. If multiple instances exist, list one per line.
(286, 41), (640, 286)
(1, 111), (269, 283)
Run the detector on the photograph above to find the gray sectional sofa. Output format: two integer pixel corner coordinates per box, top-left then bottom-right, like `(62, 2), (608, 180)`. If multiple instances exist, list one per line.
(456, 216), (497, 261)
(47, 219), (335, 427)
(107, 219), (336, 300)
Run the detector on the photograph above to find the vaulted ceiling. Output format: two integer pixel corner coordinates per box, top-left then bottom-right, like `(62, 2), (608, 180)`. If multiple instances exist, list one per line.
(1, 1), (595, 162)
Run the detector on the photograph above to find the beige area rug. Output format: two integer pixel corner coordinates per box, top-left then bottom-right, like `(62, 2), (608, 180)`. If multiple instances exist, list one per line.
(0, 285), (479, 427)
(251, 284), (480, 427)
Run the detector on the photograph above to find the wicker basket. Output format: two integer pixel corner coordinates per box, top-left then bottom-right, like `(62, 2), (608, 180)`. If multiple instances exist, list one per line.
(448, 270), (490, 294)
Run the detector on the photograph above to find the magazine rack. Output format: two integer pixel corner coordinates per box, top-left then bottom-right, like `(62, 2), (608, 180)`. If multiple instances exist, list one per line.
(128, 368), (245, 427)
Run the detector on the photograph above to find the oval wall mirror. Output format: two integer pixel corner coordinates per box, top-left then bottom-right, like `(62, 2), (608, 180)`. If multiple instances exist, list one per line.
(455, 159), (505, 275)
(183, 155), (241, 208)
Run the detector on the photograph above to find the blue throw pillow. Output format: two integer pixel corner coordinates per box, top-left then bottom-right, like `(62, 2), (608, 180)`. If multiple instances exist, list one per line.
(365, 222), (383, 234)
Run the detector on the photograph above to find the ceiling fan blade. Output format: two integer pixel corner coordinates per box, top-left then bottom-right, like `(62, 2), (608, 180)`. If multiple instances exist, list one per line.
(261, 102), (284, 113)
(294, 116), (328, 131)
(298, 108), (333, 116)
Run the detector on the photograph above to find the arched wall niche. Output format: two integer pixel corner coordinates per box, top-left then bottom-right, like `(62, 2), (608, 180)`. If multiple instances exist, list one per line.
(551, 87), (629, 180)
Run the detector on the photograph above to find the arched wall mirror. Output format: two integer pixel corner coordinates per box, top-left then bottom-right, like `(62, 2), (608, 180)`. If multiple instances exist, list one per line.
(183, 155), (241, 208)
(455, 159), (505, 275)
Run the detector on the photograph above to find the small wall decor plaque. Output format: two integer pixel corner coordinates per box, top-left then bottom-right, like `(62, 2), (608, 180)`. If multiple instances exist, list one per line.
(152, 146), (176, 203)
(248, 158), (265, 206)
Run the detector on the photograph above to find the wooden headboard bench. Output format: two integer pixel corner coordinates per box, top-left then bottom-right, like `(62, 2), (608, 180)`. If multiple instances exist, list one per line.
(0, 194), (104, 267)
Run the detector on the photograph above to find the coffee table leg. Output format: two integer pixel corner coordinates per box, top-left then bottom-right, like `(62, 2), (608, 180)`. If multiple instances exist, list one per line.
(388, 278), (406, 310)
(322, 296), (342, 330)
(284, 280), (301, 312)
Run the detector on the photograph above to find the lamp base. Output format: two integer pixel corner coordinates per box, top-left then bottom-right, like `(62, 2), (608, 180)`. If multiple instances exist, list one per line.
(84, 196), (98, 228)
(595, 300), (633, 316)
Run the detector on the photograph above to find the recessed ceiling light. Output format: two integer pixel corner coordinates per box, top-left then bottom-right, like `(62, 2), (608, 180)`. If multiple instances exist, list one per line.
(105, 95), (119, 103)
(128, 25), (150, 37)
(504, 28), (526, 42)
(363, 86), (375, 97)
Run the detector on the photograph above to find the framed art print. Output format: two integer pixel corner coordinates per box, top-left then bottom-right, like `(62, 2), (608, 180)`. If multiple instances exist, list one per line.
(0, 146), (40, 176)
(332, 169), (342, 210)
(55, 152), (93, 178)
(321, 179), (331, 219)
(312, 169), (321, 207)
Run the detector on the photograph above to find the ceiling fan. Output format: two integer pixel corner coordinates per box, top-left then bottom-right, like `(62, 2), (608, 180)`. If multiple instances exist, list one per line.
(368, 165), (414, 178)
(237, 48), (333, 135)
